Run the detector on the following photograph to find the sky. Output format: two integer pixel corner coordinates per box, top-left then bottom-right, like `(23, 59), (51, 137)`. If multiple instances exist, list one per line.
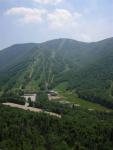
(0, 0), (113, 49)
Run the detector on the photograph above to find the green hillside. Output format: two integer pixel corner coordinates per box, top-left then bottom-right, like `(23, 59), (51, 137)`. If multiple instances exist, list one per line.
(0, 38), (113, 108)
(0, 103), (113, 150)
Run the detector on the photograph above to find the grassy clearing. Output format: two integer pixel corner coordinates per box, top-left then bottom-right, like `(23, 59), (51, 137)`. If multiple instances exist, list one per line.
(55, 83), (112, 112)
(62, 91), (112, 112)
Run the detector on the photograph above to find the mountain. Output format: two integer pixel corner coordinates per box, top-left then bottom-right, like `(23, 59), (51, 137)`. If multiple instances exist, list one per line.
(0, 37), (113, 108)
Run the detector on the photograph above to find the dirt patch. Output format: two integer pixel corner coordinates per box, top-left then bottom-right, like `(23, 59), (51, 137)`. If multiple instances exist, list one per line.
(2, 103), (61, 118)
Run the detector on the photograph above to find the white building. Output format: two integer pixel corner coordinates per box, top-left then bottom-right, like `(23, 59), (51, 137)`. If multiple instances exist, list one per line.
(23, 93), (37, 102)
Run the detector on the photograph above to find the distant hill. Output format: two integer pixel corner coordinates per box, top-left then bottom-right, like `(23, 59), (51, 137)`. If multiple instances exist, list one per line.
(0, 37), (113, 108)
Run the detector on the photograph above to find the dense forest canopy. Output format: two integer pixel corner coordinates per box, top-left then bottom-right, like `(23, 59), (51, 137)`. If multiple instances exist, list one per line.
(0, 104), (113, 150)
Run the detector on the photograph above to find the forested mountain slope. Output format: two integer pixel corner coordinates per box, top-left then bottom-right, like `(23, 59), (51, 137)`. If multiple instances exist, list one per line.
(0, 104), (113, 150)
(0, 37), (113, 108)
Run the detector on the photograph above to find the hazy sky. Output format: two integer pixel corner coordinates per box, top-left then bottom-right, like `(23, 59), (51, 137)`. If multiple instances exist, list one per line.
(0, 0), (113, 49)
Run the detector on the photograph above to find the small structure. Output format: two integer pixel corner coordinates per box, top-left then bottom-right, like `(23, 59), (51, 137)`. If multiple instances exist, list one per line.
(23, 93), (37, 102)
(59, 100), (71, 104)
(74, 104), (80, 107)
(88, 108), (95, 111)
(48, 90), (61, 101)
(48, 90), (58, 96)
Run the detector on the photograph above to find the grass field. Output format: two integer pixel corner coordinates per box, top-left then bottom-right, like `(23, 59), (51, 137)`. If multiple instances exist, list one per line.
(62, 91), (112, 112)
(55, 83), (113, 112)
